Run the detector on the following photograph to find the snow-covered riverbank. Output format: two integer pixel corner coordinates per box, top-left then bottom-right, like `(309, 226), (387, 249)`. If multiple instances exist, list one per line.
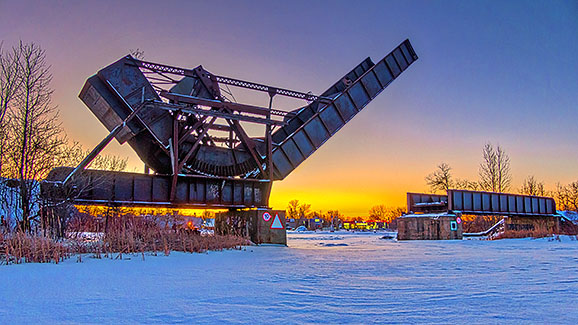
(1, 231), (577, 324)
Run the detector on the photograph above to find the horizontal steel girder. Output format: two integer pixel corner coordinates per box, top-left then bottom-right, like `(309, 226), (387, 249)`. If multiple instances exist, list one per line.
(43, 167), (271, 209)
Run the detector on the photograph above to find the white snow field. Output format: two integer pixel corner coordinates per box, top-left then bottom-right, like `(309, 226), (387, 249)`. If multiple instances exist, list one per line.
(1, 231), (578, 324)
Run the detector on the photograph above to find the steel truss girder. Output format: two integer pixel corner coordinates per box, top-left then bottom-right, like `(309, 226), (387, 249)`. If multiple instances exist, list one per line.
(160, 91), (288, 117)
(152, 101), (285, 126)
(129, 59), (331, 103)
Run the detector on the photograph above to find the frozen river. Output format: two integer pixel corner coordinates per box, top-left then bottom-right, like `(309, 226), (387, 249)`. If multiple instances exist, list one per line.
(1, 231), (578, 324)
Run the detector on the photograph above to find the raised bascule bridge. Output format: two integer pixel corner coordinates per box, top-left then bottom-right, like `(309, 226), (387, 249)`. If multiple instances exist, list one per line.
(43, 39), (418, 244)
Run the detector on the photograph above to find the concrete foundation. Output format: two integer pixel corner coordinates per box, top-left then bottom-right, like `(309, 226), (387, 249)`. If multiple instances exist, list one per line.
(504, 216), (560, 234)
(397, 214), (463, 240)
(215, 209), (286, 245)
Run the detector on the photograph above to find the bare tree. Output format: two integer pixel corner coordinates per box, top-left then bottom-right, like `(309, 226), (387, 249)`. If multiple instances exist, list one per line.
(389, 207), (405, 223)
(554, 181), (578, 212)
(520, 175), (546, 196)
(326, 210), (342, 220)
(298, 203), (311, 219)
(425, 162), (453, 193)
(454, 178), (480, 191)
(1, 42), (65, 231)
(286, 199), (311, 226)
(286, 199), (300, 220)
(0, 42), (22, 175)
(57, 141), (127, 172)
(0, 41), (129, 233)
(369, 204), (388, 220)
(478, 143), (511, 192)
(369, 205), (404, 224)
(326, 209), (342, 228)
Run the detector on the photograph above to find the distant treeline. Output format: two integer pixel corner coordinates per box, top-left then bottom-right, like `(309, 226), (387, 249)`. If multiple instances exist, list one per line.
(285, 199), (404, 223)
(425, 143), (578, 212)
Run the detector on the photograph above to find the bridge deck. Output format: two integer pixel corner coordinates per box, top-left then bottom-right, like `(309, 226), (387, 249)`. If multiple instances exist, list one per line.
(407, 189), (557, 217)
(43, 167), (271, 209)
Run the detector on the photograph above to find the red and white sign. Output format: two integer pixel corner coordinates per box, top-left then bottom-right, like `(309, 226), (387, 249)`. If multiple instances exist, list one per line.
(456, 217), (462, 224)
(262, 212), (272, 222)
(270, 213), (284, 229)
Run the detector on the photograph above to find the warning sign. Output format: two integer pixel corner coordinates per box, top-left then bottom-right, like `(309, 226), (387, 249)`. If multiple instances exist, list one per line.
(262, 212), (272, 221)
(270, 213), (284, 229)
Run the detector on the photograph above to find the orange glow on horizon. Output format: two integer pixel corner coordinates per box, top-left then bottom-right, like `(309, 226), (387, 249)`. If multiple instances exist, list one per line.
(269, 181), (409, 218)
(2, 1), (577, 222)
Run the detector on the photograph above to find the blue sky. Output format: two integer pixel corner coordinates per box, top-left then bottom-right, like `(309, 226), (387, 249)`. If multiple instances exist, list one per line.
(1, 0), (576, 214)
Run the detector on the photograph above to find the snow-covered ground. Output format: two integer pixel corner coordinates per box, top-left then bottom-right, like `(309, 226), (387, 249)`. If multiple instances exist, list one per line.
(1, 231), (578, 324)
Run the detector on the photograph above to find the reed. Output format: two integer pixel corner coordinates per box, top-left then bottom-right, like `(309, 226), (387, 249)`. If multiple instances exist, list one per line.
(1, 214), (249, 265)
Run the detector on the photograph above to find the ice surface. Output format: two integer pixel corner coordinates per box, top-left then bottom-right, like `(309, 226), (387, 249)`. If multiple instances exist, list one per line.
(1, 231), (578, 324)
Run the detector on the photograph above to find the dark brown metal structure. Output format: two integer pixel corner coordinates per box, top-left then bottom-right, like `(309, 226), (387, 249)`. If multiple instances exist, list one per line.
(407, 190), (557, 217)
(46, 167), (270, 208)
(44, 39), (418, 208)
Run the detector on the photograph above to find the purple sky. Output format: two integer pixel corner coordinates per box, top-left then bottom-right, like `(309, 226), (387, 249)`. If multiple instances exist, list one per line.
(1, 0), (577, 215)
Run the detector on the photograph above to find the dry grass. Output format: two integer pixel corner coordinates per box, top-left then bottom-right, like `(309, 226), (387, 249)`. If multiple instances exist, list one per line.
(461, 215), (502, 233)
(560, 220), (578, 236)
(493, 229), (553, 240)
(88, 216), (250, 260)
(0, 232), (70, 264)
(1, 214), (250, 265)
(493, 221), (554, 240)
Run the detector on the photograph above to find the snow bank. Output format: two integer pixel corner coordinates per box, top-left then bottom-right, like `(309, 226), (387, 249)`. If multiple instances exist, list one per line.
(1, 232), (577, 323)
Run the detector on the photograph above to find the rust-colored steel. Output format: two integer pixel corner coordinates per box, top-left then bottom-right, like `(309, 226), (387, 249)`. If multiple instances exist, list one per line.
(406, 190), (557, 217)
(447, 189), (557, 216)
(45, 39), (418, 208)
(44, 167), (271, 209)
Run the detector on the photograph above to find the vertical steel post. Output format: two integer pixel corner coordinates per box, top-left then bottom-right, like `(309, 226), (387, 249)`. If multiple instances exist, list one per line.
(170, 114), (180, 201)
(266, 93), (274, 181)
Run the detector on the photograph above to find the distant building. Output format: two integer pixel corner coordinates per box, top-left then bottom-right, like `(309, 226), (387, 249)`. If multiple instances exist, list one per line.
(306, 218), (323, 230)
(285, 218), (297, 230)
(342, 220), (389, 231)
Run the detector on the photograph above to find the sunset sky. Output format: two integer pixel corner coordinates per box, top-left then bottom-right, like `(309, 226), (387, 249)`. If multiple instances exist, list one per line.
(1, 0), (577, 216)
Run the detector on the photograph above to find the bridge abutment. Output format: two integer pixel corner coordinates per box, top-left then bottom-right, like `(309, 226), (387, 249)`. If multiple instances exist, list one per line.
(215, 209), (286, 245)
